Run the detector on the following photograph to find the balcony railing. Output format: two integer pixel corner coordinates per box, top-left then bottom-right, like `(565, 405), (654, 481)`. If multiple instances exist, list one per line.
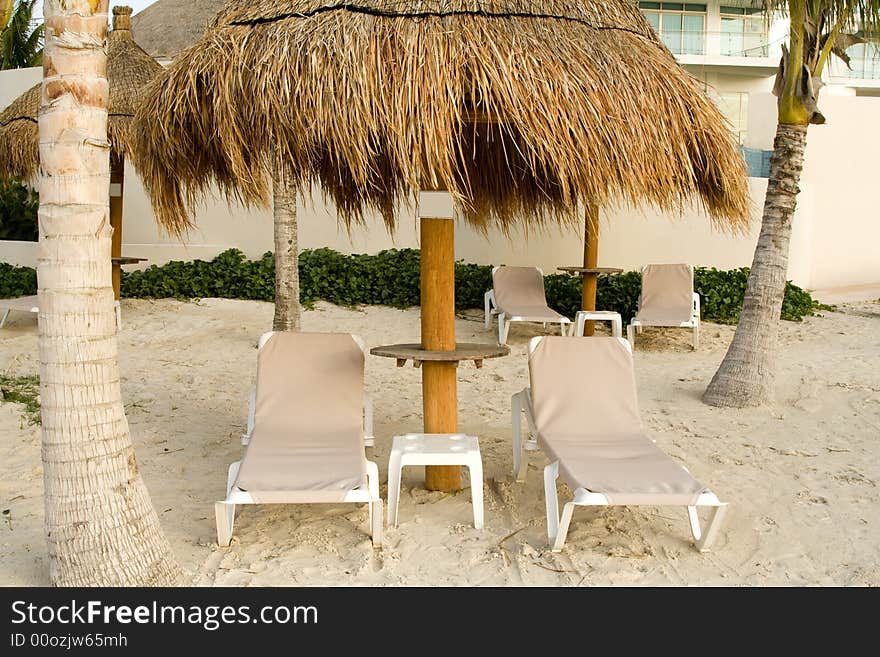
(656, 29), (706, 55)
(650, 29), (771, 58)
(846, 65), (880, 80)
(720, 31), (770, 58)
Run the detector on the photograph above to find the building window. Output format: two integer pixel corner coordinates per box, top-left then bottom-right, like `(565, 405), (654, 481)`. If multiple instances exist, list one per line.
(639, 3), (707, 55)
(720, 6), (769, 57)
(716, 91), (749, 145)
(846, 41), (880, 79)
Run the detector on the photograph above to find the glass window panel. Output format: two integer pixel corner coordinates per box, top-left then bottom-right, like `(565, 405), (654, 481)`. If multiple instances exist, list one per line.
(663, 13), (682, 31)
(684, 4), (707, 11)
(720, 6), (744, 14)
(643, 11), (660, 31)
(681, 14), (705, 54)
(639, 2), (661, 9)
(662, 3), (684, 11)
(661, 16), (683, 54)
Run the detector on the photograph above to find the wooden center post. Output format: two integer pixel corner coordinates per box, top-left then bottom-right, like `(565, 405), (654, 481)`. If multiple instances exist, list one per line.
(110, 153), (125, 301)
(580, 205), (600, 335)
(419, 191), (461, 492)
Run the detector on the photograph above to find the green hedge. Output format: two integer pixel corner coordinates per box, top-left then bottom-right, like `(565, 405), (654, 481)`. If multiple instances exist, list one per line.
(0, 248), (827, 323)
(0, 179), (39, 242)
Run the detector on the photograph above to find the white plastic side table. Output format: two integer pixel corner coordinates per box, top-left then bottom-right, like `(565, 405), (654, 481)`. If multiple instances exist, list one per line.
(574, 310), (623, 338)
(387, 433), (484, 529)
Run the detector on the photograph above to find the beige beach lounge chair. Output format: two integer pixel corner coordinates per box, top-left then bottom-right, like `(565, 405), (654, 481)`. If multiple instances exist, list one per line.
(215, 331), (383, 548)
(627, 264), (700, 349)
(0, 296), (39, 328)
(511, 336), (727, 552)
(484, 266), (571, 345)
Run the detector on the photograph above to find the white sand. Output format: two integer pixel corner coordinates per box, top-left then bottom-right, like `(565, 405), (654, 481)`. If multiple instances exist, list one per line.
(1, 298), (878, 586)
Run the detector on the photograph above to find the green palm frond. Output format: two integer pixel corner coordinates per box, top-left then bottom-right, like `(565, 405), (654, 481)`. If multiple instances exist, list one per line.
(1, 0), (43, 70)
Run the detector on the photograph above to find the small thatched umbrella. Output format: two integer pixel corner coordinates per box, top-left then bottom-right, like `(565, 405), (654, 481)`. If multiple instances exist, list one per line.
(0, 6), (161, 299)
(134, 0), (750, 492)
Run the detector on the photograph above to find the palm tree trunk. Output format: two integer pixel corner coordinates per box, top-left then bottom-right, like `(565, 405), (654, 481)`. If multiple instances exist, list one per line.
(703, 124), (808, 407)
(272, 159), (300, 331)
(38, 1), (182, 586)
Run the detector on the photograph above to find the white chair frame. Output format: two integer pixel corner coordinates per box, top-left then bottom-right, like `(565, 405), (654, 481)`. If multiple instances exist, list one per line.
(215, 331), (383, 548)
(484, 267), (571, 345)
(511, 336), (728, 553)
(626, 266), (701, 349)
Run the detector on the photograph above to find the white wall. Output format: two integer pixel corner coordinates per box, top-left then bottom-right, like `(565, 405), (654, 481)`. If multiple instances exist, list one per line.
(800, 95), (880, 289)
(0, 66), (41, 101)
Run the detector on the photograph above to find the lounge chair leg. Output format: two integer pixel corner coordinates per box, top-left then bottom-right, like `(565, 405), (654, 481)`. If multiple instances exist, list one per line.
(370, 500), (383, 548)
(693, 321), (700, 350)
(687, 506), (701, 541)
(552, 503), (576, 552)
(484, 291), (493, 329)
(215, 502), (235, 547)
(544, 462), (560, 546)
(626, 324), (635, 348)
(0, 309), (9, 329)
(695, 505), (727, 553)
(498, 313), (510, 345)
(387, 450), (403, 527)
(114, 301), (121, 331)
(365, 460), (380, 499)
(468, 460), (484, 530)
(559, 321), (567, 336)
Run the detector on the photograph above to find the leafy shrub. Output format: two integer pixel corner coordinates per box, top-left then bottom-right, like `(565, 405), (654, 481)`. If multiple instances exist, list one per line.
(0, 261), (37, 297)
(0, 178), (38, 241)
(0, 248), (826, 323)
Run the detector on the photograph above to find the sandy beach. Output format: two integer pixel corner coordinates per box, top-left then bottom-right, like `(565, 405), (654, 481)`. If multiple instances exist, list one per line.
(1, 298), (877, 586)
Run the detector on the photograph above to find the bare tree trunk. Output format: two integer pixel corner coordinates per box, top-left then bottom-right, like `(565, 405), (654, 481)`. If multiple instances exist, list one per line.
(272, 159), (300, 331)
(703, 124), (808, 408)
(38, 0), (182, 586)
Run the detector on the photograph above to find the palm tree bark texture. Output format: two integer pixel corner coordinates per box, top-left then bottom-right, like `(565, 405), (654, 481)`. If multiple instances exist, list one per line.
(38, 0), (181, 586)
(271, 159), (300, 331)
(703, 124), (807, 407)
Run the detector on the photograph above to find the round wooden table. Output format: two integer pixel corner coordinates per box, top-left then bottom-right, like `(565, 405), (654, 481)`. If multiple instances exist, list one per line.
(557, 266), (624, 275)
(370, 343), (509, 369)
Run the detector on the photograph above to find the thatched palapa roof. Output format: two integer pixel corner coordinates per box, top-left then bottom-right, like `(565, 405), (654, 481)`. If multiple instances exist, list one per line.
(0, 6), (162, 179)
(131, 0), (229, 59)
(133, 0), (751, 235)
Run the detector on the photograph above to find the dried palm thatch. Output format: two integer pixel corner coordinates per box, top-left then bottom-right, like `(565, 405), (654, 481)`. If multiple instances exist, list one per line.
(133, 0), (751, 236)
(0, 6), (162, 179)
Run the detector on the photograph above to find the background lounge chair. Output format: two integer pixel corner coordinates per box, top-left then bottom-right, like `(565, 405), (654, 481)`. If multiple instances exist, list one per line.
(627, 264), (700, 349)
(485, 266), (570, 345)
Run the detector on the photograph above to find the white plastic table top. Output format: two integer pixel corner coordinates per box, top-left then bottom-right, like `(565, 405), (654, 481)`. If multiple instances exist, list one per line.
(391, 433), (480, 464)
(574, 310), (623, 338)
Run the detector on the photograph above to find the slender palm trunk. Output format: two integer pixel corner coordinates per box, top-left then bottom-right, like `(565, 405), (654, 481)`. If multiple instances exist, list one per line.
(39, 0), (181, 585)
(703, 124), (808, 407)
(272, 159), (300, 331)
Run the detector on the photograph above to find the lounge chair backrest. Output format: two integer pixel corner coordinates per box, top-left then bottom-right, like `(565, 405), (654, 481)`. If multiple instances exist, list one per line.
(493, 266), (548, 309)
(254, 332), (364, 441)
(639, 264), (694, 316)
(529, 337), (642, 438)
